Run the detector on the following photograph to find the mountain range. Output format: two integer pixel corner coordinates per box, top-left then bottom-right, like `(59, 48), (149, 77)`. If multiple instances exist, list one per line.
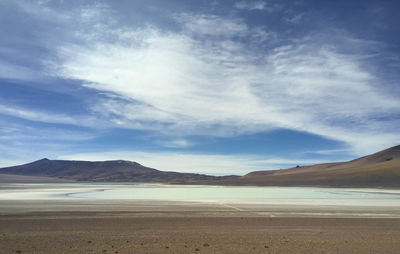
(0, 159), (237, 183)
(0, 145), (399, 187)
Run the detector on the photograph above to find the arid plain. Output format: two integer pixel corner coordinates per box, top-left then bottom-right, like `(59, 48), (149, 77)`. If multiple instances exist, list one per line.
(1, 183), (400, 254)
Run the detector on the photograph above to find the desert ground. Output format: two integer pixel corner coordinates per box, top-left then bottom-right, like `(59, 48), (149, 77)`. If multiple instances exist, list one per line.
(0, 212), (400, 254)
(0, 199), (400, 254)
(1, 183), (400, 253)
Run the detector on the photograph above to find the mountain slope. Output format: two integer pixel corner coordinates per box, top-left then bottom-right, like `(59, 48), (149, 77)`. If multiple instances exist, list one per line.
(220, 145), (400, 187)
(0, 158), (237, 183)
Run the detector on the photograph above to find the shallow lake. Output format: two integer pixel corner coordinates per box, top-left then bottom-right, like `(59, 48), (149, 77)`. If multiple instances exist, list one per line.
(1, 183), (400, 207)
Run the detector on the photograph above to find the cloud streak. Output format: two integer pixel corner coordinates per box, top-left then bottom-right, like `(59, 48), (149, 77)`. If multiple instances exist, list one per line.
(0, 103), (101, 127)
(3, 1), (399, 158)
(234, 1), (282, 12)
(44, 7), (400, 155)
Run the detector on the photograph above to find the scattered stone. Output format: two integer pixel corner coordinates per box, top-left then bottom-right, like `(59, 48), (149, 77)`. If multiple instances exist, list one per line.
(195, 248), (200, 251)
(87, 241), (92, 244)
(15, 251), (22, 254)
(165, 246), (169, 249)
(203, 243), (210, 247)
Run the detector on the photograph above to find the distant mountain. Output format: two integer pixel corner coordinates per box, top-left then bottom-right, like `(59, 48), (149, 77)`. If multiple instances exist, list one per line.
(1, 145), (399, 187)
(218, 145), (400, 188)
(0, 158), (238, 183)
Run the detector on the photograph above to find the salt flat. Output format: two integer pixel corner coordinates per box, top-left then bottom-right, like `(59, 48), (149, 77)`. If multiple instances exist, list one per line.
(1, 183), (400, 217)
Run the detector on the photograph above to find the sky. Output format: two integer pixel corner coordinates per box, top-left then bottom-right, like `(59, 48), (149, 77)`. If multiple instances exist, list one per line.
(0, 0), (399, 175)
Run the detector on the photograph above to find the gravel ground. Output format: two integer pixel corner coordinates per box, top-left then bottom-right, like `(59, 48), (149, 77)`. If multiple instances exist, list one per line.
(0, 213), (399, 254)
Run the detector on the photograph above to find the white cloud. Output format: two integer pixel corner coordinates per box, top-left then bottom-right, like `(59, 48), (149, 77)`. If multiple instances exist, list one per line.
(235, 1), (265, 11)
(10, 2), (400, 156)
(157, 139), (194, 148)
(284, 13), (304, 24)
(0, 123), (95, 142)
(0, 118), (97, 168)
(0, 60), (39, 81)
(177, 14), (248, 37)
(234, 1), (282, 12)
(0, 104), (96, 126)
(59, 151), (327, 176)
(0, 104), (76, 124)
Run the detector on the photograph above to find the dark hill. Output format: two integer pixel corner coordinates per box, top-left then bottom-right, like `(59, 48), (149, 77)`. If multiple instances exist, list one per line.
(0, 158), (237, 183)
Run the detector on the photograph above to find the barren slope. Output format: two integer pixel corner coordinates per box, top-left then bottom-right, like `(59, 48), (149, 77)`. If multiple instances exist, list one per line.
(222, 145), (400, 187)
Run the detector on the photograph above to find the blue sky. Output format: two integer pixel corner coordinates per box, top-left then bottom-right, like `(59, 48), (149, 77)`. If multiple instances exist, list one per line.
(0, 0), (399, 175)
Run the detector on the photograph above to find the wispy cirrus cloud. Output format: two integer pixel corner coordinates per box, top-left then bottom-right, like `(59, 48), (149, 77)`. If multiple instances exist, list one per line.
(0, 103), (99, 127)
(0, 60), (39, 81)
(46, 7), (400, 155)
(234, 1), (282, 12)
(3, 1), (400, 159)
(0, 120), (96, 167)
(284, 13), (304, 24)
(178, 14), (248, 37)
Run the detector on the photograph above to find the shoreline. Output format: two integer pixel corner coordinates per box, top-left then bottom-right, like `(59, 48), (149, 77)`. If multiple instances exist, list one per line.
(1, 199), (400, 218)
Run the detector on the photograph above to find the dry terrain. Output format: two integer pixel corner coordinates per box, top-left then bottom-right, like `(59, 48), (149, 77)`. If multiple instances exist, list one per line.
(220, 145), (400, 187)
(0, 213), (399, 254)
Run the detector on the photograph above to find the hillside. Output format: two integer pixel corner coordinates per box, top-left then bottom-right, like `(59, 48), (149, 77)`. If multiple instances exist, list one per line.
(0, 158), (237, 183)
(219, 145), (400, 188)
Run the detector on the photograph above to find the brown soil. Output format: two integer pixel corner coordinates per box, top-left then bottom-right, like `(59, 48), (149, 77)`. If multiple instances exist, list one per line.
(0, 213), (399, 254)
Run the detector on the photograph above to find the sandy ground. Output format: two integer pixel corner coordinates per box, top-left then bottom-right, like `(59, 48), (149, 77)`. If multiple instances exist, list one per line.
(0, 213), (400, 254)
